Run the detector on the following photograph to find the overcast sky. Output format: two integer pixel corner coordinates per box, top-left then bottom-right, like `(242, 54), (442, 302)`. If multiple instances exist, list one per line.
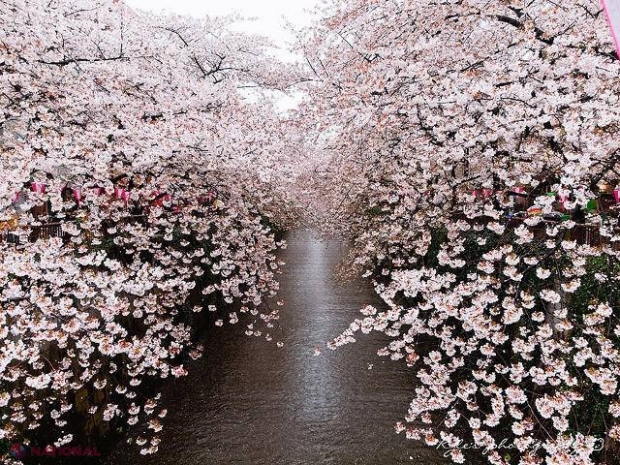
(124, 0), (322, 111)
(125, 0), (321, 60)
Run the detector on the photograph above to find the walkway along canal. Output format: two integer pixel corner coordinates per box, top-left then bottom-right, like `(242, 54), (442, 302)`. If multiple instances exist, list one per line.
(108, 229), (445, 464)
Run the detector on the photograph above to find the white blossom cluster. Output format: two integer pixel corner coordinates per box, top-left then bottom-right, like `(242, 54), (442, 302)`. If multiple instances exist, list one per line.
(0, 0), (302, 457)
(301, 0), (620, 463)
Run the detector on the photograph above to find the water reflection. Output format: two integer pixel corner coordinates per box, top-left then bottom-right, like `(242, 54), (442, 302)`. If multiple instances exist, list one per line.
(108, 229), (445, 465)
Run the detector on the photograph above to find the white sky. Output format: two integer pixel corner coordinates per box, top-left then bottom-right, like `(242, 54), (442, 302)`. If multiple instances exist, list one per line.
(125, 0), (321, 61)
(125, 0), (323, 111)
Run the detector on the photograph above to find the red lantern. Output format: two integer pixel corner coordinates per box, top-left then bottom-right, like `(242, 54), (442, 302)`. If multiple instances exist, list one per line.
(73, 188), (82, 206)
(614, 188), (620, 204)
(152, 191), (171, 207)
(31, 182), (46, 194)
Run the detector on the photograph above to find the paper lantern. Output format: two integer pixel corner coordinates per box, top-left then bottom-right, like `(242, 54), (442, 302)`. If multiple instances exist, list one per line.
(31, 182), (46, 194)
(527, 206), (542, 217)
(72, 189), (82, 206)
(152, 191), (171, 207)
(614, 188), (620, 203)
(597, 180), (613, 194)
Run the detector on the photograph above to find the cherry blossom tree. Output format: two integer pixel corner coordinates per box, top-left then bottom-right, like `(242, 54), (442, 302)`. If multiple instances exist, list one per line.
(0, 0), (302, 457)
(300, 1), (620, 464)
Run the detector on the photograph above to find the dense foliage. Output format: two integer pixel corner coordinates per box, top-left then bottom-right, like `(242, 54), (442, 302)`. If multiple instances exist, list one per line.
(299, 1), (620, 463)
(0, 0), (303, 457)
(4, 0), (620, 463)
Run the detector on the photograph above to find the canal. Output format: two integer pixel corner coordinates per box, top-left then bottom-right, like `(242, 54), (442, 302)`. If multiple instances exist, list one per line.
(108, 229), (444, 464)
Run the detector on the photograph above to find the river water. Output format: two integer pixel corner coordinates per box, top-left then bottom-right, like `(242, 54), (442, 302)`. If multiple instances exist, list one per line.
(108, 229), (444, 465)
